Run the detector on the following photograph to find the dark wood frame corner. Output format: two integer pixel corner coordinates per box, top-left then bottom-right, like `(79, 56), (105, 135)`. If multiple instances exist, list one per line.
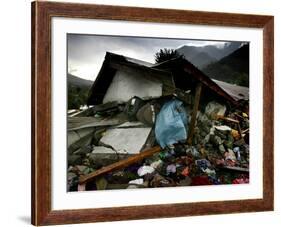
(31, 1), (274, 226)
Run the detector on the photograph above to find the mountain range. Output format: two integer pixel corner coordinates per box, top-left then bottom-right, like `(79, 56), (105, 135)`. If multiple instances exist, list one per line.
(177, 42), (242, 69)
(202, 44), (249, 86)
(68, 73), (93, 88)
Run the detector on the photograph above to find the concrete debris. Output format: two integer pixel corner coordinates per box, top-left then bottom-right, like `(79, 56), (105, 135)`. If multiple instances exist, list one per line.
(68, 97), (250, 191)
(205, 101), (226, 119)
(136, 102), (161, 126)
(68, 128), (94, 148)
(116, 121), (145, 128)
(215, 125), (232, 132)
(186, 146), (200, 158)
(124, 96), (145, 121)
(100, 127), (152, 154)
(88, 146), (129, 166)
(68, 116), (125, 131)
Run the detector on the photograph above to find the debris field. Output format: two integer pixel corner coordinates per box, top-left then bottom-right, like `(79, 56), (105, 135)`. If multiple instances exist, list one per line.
(67, 52), (249, 191)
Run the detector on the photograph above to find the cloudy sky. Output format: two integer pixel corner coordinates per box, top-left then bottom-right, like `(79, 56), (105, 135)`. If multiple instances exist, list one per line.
(67, 34), (229, 81)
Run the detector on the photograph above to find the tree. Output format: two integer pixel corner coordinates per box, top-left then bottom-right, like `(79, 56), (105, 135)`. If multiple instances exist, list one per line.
(68, 85), (90, 109)
(154, 48), (183, 63)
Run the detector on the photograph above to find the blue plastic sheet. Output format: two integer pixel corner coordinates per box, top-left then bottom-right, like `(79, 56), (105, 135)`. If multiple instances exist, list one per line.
(155, 99), (188, 148)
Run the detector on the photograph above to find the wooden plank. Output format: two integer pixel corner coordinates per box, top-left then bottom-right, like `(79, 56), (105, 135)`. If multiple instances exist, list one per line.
(187, 83), (202, 145)
(219, 166), (249, 172)
(79, 146), (161, 184)
(68, 115), (126, 131)
(217, 115), (239, 124)
(237, 123), (243, 139)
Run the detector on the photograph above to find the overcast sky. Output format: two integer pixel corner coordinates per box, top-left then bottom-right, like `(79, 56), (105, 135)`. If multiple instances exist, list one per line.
(67, 34), (229, 81)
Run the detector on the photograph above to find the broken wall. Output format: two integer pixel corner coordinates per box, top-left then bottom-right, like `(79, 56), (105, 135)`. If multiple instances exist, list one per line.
(103, 69), (163, 103)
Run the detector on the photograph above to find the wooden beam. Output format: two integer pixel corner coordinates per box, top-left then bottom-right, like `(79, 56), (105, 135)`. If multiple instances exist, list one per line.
(217, 115), (239, 124)
(219, 166), (249, 172)
(187, 83), (202, 145)
(79, 146), (161, 184)
(237, 123), (243, 139)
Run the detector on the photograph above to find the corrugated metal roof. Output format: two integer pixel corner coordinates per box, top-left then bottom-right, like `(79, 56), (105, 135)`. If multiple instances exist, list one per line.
(122, 55), (154, 68)
(213, 79), (249, 101)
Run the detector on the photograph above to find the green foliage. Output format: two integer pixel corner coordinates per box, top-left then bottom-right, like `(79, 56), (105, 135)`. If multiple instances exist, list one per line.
(154, 48), (183, 63)
(202, 44), (249, 87)
(203, 64), (249, 87)
(234, 73), (249, 87)
(68, 85), (90, 109)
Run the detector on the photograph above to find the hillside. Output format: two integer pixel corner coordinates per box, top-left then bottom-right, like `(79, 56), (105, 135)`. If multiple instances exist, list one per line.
(68, 73), (93, 88)
(202, 44), (249, 87)
(190, 52), (217, 69)
(177, 42), (242, 69)
(68, 74), (93, 109)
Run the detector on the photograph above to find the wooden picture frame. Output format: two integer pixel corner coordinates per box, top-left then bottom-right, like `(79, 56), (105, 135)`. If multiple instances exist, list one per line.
(31, 1), (274, 225)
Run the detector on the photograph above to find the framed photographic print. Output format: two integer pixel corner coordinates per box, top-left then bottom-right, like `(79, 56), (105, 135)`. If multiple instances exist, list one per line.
(31, 1), (274, 226)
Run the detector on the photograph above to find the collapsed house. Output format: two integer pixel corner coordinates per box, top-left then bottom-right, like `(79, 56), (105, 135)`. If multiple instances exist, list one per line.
(68, 52), (249, 191)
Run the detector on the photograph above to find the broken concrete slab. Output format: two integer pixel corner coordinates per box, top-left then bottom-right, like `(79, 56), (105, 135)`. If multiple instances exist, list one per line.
(100, 127), (152, 154)
(116, 121), (145, 128)
(68, 115), (127, 131)
(68, 133), (93, 154)
(68, 117), (98, 129)
(68, 128), (94, 148)
(88, 146), (130, 166)
(73, 145), (93, 156)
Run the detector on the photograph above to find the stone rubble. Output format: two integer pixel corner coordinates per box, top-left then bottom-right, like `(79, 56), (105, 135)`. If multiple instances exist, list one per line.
(67, 98), (249, 191)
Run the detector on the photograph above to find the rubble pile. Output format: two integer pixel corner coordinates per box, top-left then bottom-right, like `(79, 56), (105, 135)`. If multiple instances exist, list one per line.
(67, 51), (250, 191)
(67, 97), (249, 191)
